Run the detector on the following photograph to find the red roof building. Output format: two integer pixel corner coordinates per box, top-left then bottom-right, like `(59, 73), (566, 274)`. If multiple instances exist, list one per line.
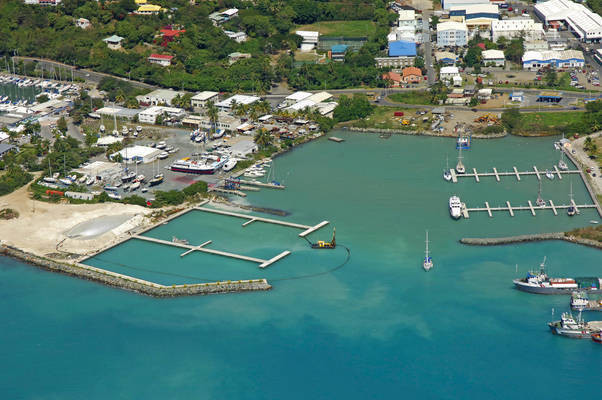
(148, 54), (174, 67)
(382, 71), (402, 87)
(402, 67), (422, 83)
(159, 29), (186, 47)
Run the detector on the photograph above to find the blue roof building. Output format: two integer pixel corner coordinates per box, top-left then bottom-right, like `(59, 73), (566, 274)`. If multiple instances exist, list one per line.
(331, 44), (349, 54)
(388, 41), (416, 57)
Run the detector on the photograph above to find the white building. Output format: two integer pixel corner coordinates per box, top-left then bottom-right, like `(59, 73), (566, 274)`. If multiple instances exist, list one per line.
(136, 89), (185, 106)
(182, 113), (241, 131)
(535, 0), (602, 42)
(284, 91), (313, 106)
(215, 94), (261, 112)
(437, 21), (468, 47)
(398, 10), (416, 28)
(286, 99), (317, 113)
(296, 31), (319, 51)
(522, 49), (585, 70)
(306, 91), (333, 104)
(190, 91), (219, 109)
(138, 106), (185, 124)
(148, 54), (173, 67)
(491, 19), (544, 42)
(388, 26), (418, 43)
(75, 18), (90, 29)
(442, 0), (489, 10)
(440, 66), (461, 81)
(110, 145), (162, 164)
(224, 31), (247, 43)
(482, 49), (505, 66)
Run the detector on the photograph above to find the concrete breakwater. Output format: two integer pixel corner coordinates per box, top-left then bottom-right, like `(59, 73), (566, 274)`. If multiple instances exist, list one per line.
(1, 245), (272, 297)
(460, 233), (602, 250)
(345, 126), (506, 139)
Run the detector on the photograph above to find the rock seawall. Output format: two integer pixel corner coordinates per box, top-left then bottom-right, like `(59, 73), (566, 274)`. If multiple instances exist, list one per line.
(345, 126), (506, 139)
(1, 245), (272, 297)
(460, 233), (602, 249)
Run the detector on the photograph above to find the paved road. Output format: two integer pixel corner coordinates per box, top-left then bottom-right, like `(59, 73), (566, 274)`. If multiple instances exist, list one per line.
(571, 132), (602, 194)
(13, 56), (157, 90)
(422, 11), (435, 85)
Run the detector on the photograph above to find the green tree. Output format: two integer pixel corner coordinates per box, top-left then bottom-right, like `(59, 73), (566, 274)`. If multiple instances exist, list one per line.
(206, 101), (219, 133)
(253, 128), (273, 149)
(57, 116), (68, 133)
(501, 108), (522, 134)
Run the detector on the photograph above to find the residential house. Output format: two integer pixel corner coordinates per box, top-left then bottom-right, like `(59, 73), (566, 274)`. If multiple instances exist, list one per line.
(136, 4), (161, 15)
(148, 54), (174, 67)
(435, 51), (459, 65)
(440, 66), (461, 82)
(75, 18), (90, 29)
(224, 31), (247, 43)
(398, 10), (416, 28)
(228, 52), (251, 64)
(382, 71), (402, 87)
(402, 66), (422, 83)
(103, 35), (124, 50)
(330, 44), (348, 61)
(160, 28), (186, 47)
(209, 8), (239, 25)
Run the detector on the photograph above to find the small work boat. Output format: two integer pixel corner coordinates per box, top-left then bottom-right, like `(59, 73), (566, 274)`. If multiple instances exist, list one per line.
(310, 228), (336, 249)
(592, 332), (602, 343)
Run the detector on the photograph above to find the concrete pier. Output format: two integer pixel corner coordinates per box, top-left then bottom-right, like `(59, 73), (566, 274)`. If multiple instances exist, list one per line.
(451, 167), (580, 182)
(493, 168), (500, 182)
(450, 169), (458, 183)
(473, 168), (480, 182)
(194, 206), (312, 230)
(549, 200), (558, 216)
(485, 201), (492, 217)
(259, 251), (291, 268)
(507, 201), (514, 217)
(180, 240), (212, 257)
(554, 165), (562, 179)
(571, 199), (580, 214)
(533, 166), (541, 181)
(514, 166), (521, 181)
(208, 187), (247, 197)
(299, 221), (331, 238)
(563, 147), (602, 217)
(238, 180), (285, 190)
(527, 200), (536, 216)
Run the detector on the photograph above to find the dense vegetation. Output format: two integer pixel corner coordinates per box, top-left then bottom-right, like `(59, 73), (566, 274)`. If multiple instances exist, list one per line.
(0, 164), (33, 196)
(333, 94), (373, 122)
(1, 0), (396, 91)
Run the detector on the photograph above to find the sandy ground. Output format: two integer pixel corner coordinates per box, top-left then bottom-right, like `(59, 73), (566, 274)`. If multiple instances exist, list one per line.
(0, 180), (153, 259)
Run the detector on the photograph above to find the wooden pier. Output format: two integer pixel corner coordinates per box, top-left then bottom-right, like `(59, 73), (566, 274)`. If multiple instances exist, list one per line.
(238, 179), (285, 189)
(451, 166), (580, 182)
(194, 206), (329, 238)
(462, 201), (598, 218)
(132, 235), (290, 268)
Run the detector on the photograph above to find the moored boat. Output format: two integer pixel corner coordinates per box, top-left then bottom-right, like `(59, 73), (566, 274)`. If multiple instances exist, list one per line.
(571, 291), (602, 311)
(545, 169), (555, 180)
(592, 332), (602, 343)
(548, 312), (602, 339)
(513, 257), (602, 295)
(169, 157), (227, 175)
(449, 196), (462, 219)
(423, 230), (433, 271)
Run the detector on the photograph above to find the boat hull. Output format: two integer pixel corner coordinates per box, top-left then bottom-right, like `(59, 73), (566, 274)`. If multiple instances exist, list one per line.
(514, 280), (602, 295)
(548, 323), (593, 339)
(170, 166), (216, 175)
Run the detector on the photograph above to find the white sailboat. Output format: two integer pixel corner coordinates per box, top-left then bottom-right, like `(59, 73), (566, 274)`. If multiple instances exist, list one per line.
(423, 230), (433, 271)
(455, 146), (465, 174)
(567, 181), (577, 216)
(443, 155), (452, 181)
(536, 180), (546, 207)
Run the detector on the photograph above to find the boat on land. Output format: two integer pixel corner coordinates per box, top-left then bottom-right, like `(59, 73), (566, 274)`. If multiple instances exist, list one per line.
(548, 311), (602, 339)
(107, 192), (122, 200)
(170, 156), (227, 175)
(130, 181), (140, 191)
(149, 174), (163, 186)
(223, 159), (237, 172)
(513, 257), (602, 294)
(423, 230), (433, 271)
(121, 171), (136, 183)
(449, 196), (462, 219)
(310, 228), (336, 249)
(571, 291), (602, 311)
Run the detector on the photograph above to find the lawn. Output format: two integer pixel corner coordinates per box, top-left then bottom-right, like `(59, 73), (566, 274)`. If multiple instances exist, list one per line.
(294, 20), (376, 37)
(387, 91), (433, 105)
(513, 111), (585, 135)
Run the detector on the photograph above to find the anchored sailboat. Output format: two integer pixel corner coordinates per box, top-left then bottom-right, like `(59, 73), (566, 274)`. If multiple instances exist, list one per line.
(423, 230), (433, 271)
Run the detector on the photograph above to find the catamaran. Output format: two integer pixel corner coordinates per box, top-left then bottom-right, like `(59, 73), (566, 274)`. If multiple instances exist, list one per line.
(423, 230), (433, 271)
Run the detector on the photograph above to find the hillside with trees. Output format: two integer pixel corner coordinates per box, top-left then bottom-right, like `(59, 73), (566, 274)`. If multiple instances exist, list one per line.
(0, 0), (396, 92)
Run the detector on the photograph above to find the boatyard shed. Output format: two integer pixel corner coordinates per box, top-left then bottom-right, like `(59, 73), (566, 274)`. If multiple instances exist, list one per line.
(0, 143), (17, 159)
(136, 89), (185, 106)
(110, 145), (162, 164)
(284, 91), (313, 106)
(216, 95), (260, 112)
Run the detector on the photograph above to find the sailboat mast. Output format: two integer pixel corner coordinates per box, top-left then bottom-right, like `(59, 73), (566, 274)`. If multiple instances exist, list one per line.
(425, 230), (429, 257)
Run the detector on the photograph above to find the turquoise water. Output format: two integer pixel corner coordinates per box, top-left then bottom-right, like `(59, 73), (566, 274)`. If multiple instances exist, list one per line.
(2, 132), (601, 399)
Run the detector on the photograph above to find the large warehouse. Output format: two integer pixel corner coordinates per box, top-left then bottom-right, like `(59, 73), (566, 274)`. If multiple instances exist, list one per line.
(491, 19), (544, 42)
(110, 145), (163, 164)
(534, 0), (602, 42)
(522, 49), (585, 69)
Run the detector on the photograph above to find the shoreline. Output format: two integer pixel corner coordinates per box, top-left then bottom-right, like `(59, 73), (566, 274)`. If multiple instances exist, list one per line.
(460, 233), (602, 250)
(343, 126), (507, 139)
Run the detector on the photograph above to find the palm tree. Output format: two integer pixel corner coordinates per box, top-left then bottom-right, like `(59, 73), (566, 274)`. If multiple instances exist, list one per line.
(254, 128), (272, 149)
(206, 100), (219, 133)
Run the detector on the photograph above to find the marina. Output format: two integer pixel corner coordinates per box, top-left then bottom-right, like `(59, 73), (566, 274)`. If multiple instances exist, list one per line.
(463, 200), (598, 218)
(450, 165), (581, 182)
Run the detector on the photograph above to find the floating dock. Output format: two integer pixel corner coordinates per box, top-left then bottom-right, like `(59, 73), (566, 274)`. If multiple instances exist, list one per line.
(194, 206), (329, 238)
(462, 201), (598, 218)
(328, 137), (345, 143)
(450, 167), (580, 182)
(238, 180), (285, 189)
(132, 235), (290, 268)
